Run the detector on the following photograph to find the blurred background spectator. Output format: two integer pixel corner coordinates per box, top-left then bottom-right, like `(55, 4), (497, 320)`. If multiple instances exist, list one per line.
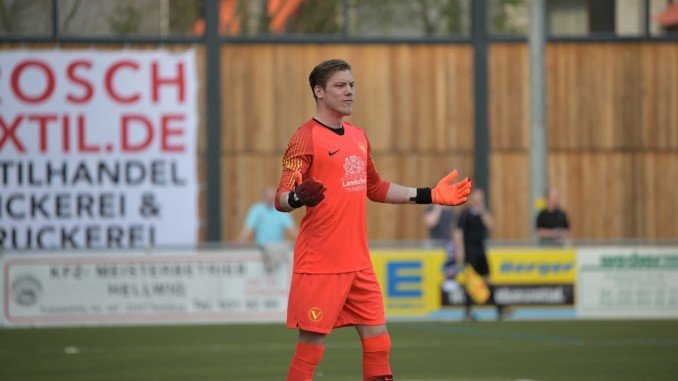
(235, 186), (297, 273)
(536, 187), (570, 247)
(423, 204), (456, 248)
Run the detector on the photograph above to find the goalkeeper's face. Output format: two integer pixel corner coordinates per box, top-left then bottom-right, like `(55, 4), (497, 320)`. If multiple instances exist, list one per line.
(317, 70), (355, 116)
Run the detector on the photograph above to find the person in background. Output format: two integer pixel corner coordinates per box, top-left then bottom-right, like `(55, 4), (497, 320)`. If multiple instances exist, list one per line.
(235, 186), (298, 273)
(424, 204), (460, 293)
(423, 204), (455, 247)
(454, 188), (506, 321)
(536, 187), (570, 246)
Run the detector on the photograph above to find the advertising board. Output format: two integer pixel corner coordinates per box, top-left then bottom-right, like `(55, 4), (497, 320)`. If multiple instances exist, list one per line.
(577, 247), (678, 318)
(1, 250), (289, 327)
(0, 50), (199, 250)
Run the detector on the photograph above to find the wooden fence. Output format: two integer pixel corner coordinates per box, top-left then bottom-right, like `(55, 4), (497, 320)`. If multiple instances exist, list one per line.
(222, 42), (677, 242)
(489, 42), (677, 240)
(3, 41), (676, 242)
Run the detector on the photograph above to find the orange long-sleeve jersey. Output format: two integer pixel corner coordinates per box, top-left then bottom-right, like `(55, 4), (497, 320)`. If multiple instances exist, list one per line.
(276, 119), (391, 274)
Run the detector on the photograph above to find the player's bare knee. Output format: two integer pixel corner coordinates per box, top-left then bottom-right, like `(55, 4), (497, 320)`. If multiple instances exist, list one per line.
(356, 324), (388, 339)
(298, 329), (327, 346)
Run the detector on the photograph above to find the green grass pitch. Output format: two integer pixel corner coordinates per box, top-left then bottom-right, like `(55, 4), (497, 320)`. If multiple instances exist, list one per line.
(1, 320), (677, 381)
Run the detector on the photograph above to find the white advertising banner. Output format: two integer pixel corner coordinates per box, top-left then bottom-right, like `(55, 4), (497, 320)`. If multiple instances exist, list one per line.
(0, 250), (290, 327)
(0, 50), (198, 250)
(577, 247), (678, 318)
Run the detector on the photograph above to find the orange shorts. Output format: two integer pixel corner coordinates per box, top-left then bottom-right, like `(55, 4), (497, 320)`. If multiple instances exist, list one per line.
(287, 267), (386, 334)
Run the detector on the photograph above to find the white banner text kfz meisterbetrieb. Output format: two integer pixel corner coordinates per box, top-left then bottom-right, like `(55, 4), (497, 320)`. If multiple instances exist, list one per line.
(0, 50), (199, 250)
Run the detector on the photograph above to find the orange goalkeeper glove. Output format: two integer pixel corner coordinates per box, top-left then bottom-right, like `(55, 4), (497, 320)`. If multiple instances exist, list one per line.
(431, 170), (471, 206)
(288, 170), (326, 208)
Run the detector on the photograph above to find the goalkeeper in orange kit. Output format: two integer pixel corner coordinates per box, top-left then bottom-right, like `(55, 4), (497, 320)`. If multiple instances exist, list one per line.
(275, 59), (471, 381)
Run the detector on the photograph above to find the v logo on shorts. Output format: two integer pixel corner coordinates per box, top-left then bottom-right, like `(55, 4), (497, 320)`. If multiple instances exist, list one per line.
(308, 307), (323, 322)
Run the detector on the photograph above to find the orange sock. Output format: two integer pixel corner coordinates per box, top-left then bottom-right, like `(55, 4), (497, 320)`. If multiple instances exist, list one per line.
(286, 342), (325, 381)
(361, 332), (393, 381)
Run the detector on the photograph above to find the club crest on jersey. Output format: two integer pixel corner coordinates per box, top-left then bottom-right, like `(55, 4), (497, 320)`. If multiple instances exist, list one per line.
(341, 155), (367, 192)
(308, 307), (323, 322)
(343, 155), (365, 175)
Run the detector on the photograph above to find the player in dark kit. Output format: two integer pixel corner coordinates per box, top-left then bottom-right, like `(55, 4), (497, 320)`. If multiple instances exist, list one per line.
(454, 189), (506, 320)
